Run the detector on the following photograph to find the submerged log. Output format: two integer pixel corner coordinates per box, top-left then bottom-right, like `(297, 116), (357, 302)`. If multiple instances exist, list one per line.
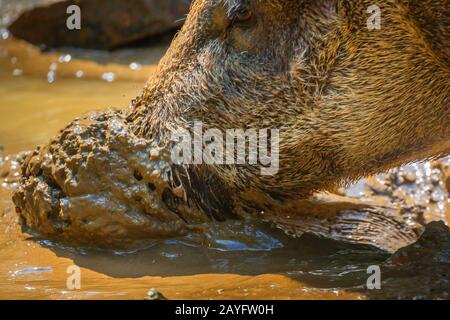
(8, 0), (191, 49)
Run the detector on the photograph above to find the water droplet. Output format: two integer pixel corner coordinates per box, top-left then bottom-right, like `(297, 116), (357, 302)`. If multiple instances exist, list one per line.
(47, 70), (56, 83)
(404, 172), (417, 183)
(102, 72), (115, 82)
(1, 28), (9, 40)
(75, 70), (84, 78)
(129, 62), (142, 71)
(160, 251), (182, 259)
(430, 190), (443, 203)
(58, 54), (72, 63)
(12, 69), (23, 76)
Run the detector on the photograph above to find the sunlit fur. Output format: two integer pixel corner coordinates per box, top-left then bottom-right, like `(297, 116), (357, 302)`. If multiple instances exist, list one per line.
(128, 0), (450, 218)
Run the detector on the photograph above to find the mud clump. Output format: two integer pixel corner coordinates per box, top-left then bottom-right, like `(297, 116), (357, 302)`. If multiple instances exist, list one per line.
(365, 160), (450, 224)
(12, 110), (208, 248)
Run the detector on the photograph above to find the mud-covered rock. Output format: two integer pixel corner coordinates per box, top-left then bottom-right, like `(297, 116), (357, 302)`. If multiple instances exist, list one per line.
(8, 0), (191, 49)
(12, 110), (208, 248)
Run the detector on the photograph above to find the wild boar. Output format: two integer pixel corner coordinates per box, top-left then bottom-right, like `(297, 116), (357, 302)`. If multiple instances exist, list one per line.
(13, 0), (450, 248)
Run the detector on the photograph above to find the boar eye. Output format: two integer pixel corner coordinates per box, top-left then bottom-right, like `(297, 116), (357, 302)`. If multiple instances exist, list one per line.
(228, 5), (254, 27)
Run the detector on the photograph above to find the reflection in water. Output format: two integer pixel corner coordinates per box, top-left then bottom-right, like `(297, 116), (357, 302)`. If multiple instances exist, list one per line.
(38, 221), (387, 279)
(0, 183), (390, 299)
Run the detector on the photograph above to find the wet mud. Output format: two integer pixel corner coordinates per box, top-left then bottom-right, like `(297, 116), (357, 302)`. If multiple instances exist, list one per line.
(267, 159), (450, 253)
(9, 102), (449, 253)
(1, 146), (450, 299)
(12, 110), (209, 248)
(1, 1), (449, 300)
(2, 126), (449, 299)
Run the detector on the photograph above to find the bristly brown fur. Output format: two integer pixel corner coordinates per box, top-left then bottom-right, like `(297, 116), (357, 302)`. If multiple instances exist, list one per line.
(128, 0), (449, 217)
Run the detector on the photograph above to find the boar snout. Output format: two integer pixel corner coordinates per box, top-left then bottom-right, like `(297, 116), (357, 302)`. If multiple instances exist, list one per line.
(13, 110), (212, 248)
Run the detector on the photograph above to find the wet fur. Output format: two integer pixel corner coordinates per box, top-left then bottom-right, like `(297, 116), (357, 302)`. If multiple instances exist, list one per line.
(126, 0), (449, 219)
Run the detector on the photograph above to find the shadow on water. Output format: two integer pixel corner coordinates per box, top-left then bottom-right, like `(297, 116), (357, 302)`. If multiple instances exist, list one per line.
(31, 217), (450, 299)
(36, 220), (390, 290)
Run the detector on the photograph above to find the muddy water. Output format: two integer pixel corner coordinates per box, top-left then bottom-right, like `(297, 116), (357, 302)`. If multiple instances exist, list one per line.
(0, 34), (381, 300)
(1, 4), (449, 299)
